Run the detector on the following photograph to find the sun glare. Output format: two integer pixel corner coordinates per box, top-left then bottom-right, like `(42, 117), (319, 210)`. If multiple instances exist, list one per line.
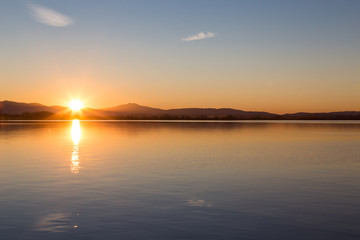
(69, 100), (84, 111)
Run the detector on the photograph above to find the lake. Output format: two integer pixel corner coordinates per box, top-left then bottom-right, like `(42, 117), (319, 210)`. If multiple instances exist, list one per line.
(1, 120), (360, 240)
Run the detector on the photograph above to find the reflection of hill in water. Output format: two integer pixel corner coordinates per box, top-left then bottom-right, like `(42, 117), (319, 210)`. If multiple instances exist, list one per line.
(2, 120), (360, 138)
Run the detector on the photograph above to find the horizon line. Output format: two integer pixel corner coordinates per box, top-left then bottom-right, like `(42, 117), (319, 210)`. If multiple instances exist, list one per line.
(1, 99), (359, 115)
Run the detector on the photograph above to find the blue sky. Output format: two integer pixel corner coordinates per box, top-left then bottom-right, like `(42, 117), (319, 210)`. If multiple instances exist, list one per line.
(1, 0), (360, 113)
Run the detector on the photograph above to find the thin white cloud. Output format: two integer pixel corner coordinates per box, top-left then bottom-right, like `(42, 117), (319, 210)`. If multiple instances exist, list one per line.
(28, 3), (73, 27)
(182, 32), (216, 42)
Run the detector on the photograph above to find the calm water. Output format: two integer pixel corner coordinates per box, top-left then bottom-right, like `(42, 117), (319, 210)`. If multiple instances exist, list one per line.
(0, 120), (360, 240)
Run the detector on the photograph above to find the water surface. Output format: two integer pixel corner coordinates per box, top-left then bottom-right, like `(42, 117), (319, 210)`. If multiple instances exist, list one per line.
(1, 121), (360, 239)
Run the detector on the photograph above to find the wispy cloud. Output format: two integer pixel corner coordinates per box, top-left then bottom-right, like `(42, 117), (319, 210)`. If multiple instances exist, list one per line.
(182, 32), (216, 42)
(28, 3), (73, 27)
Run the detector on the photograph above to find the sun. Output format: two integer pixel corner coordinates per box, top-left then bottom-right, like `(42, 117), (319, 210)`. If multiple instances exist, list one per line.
(69, 100), (84, 111)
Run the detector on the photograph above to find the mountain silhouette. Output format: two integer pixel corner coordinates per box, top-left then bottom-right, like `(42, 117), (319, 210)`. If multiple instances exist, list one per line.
(102, 103), (165, 115)
(1, 100), (360, 120)
(0, 100), (65, 114)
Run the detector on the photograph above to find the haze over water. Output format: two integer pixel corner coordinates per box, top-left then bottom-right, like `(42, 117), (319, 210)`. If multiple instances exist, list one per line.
(1, 120), (360, 240)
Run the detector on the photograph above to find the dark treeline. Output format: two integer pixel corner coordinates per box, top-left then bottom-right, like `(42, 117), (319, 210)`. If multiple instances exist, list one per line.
(112, 115), (279, 120)
(0, 111), (54, 120)
(1, 111), (360, 120)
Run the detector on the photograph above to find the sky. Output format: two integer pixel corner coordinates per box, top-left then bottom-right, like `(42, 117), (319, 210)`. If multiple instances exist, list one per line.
(0, 0), (360, 113)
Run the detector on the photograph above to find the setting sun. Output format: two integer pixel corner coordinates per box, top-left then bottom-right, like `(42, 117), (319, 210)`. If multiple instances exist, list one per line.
(69, 100), (84, 111)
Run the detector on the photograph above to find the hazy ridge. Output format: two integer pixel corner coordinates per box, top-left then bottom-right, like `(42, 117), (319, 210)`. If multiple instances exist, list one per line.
(1, 100), (360, 120)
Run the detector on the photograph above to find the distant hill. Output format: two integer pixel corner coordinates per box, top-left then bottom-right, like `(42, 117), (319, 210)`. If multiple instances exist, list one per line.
(0, 100), (65, 114)
(101, 103), (165, 115)
(101, 104), (277, 119)
(1, 100), (360, 120)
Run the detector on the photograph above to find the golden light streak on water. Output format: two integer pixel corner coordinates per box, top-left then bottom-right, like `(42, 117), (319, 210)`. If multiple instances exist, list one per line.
(70, 120), (81, 173)
(71, 120), (81, 145)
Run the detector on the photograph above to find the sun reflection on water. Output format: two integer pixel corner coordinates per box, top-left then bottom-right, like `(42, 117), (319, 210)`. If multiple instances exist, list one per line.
(71, 120), (81, 145)
(71, 120), (81, 174)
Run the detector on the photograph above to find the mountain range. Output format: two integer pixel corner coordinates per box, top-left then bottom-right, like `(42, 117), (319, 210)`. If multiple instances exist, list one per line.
(1, 100), (360, 120)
